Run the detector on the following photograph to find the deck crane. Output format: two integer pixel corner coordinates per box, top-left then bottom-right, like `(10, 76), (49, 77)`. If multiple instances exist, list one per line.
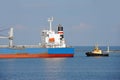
(0, 28), (14, 47)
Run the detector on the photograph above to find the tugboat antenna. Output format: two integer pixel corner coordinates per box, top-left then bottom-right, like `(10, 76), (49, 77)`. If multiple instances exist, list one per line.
(107, 45), (110, 53)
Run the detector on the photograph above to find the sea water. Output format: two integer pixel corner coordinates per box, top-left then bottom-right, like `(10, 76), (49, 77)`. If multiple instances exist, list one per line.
(0, 46), (120, 80)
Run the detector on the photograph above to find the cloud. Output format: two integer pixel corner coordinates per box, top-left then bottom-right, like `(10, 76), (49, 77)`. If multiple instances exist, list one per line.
(22, 3), (51, 8)
(14, 25), (26, 30)
(71, 22), (92, 32)
(79, 22), (90, 29)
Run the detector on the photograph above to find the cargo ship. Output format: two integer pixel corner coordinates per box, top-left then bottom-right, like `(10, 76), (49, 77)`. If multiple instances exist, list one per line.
(0, 17), (74, 58)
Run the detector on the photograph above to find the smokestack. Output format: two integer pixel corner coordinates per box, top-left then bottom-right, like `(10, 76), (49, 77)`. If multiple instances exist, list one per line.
(58, 24), (64, 40)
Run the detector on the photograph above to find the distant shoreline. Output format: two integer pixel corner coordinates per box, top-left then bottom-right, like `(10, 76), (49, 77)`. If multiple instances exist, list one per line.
(103, 50), (120, 53)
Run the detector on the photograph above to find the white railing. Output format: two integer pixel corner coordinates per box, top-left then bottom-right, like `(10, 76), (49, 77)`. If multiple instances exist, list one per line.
(15, 45), (42, 48)
(0, 45), (42, 48)
(0, 45), (9, 48)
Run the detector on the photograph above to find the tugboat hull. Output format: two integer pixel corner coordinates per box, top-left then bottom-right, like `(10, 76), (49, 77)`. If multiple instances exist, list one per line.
(86, 52), (109, 57)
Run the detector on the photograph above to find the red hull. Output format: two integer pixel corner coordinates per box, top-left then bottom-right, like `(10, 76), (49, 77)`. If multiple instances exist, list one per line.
(0, 53), (73, 59)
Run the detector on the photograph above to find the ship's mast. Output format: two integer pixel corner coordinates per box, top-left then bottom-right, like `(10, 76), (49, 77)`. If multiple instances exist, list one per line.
(48, 17), (53, 31)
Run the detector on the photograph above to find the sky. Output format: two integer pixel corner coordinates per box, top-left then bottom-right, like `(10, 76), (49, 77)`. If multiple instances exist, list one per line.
(0, 0), (120, 46)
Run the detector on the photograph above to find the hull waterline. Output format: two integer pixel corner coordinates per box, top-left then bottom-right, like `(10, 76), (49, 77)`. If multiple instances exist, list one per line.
(86, 52), (109, 57)
(0, 53), (73, 59)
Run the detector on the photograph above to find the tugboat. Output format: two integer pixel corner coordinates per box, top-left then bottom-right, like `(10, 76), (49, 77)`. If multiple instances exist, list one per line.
(86, 44), (109, 57)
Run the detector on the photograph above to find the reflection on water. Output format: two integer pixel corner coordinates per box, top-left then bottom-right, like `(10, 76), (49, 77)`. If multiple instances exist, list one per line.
(42, 58), (66, 80)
